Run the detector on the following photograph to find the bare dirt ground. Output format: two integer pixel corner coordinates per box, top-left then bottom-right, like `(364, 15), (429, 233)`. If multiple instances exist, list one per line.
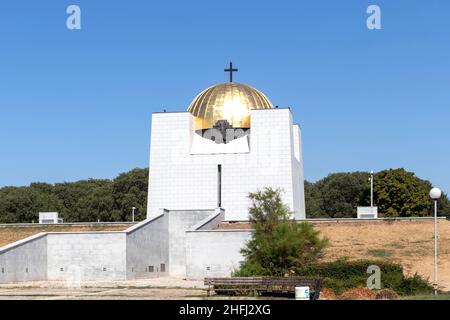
(0, 224), (131, 247)
(0, 277), (261, 300)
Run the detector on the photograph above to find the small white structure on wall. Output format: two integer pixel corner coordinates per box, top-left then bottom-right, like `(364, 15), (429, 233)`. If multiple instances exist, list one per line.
(39, 212), (63, 224)
(357, 207), (378, 219)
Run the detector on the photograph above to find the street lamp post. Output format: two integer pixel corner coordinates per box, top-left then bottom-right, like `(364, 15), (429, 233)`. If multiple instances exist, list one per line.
(370, 171), (374, 207)
(429, 187), (442, 296)
(132, 207), (136, 223)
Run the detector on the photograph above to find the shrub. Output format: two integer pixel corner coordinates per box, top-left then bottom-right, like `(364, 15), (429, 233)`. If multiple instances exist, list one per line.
(298, 258), (433, 296)
(395, 273), (435, 296)
(234, 188), (328, 277)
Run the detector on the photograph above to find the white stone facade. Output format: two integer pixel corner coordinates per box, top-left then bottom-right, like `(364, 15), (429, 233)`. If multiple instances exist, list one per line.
(147, 108), (305, 220)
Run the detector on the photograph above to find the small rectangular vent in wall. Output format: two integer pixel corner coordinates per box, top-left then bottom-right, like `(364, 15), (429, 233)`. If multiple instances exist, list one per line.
(1, 268), (4, 273)
(103, 267), (107, 272)
(160, 264), (166, 273)
(148, 266), (154, 272)
(60, 267), (64, 272)
(26, 268), (28, 273)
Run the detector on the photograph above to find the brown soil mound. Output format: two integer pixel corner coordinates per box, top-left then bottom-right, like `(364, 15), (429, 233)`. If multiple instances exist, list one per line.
(338, 287), (375, 300)
(375, 289), (399, 300)
(319, 288), (337, 300)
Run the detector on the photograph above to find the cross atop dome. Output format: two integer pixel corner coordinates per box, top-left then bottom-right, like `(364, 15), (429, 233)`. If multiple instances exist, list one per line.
(224, 62), (238, 82)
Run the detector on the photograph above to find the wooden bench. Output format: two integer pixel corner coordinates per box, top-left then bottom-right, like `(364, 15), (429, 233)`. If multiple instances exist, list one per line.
(204, 276), (323, 300)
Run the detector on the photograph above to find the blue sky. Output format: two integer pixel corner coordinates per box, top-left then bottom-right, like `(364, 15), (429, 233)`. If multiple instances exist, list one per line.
(0, 0), (449, 193)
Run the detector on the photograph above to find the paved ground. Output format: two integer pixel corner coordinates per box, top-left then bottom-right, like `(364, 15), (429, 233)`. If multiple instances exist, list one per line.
(1, 277), (448, 300)
(0, 277), (210, 300)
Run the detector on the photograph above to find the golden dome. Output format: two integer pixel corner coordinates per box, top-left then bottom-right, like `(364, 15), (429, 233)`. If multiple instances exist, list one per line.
(187, 82), (273, 129)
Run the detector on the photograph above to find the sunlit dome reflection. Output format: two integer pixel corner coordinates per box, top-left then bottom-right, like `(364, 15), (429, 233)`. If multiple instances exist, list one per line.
(187, 82), (273, 130)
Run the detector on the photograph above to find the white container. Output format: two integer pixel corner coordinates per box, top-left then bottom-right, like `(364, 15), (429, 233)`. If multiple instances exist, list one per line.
(295, 286), (310, 300)
(357, 206), (378, 219)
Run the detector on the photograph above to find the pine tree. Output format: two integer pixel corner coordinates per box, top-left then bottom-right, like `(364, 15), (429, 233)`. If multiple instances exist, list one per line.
(235, 187), (328, 276)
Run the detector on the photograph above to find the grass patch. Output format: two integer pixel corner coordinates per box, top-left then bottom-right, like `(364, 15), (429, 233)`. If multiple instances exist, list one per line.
(298, 259), (434, 296)
(388, 242), (406, 249)
(367, 249), (392, 258)
(409, 239), (429, 244)
(401, 292), (450, 300)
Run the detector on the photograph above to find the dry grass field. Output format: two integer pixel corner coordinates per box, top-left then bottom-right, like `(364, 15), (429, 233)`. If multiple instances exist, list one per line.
(315, 220), (450, 291)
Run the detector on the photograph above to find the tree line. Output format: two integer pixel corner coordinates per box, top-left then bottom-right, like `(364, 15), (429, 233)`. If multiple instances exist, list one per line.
(305, 168), (450, 218)
(0, 167), (448, 223)
(0, 168), (148, 223)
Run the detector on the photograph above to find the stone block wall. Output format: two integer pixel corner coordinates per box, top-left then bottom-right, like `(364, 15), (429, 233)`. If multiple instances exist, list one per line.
(0, 233), (47, 283)
(47, 232), (126, 281)
(126, 213), (169, 279)
(167, 209), (217, 276)
(185, 229), (252, 279)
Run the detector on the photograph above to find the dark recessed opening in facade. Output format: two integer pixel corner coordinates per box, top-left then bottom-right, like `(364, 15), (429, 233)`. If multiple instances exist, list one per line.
(161, 264), (166, 273)
(148, 266), (154, 272)
(217, 164), (222, 207)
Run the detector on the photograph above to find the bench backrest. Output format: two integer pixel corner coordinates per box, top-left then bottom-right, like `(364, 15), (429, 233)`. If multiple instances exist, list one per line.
(204, 277), (322, 287)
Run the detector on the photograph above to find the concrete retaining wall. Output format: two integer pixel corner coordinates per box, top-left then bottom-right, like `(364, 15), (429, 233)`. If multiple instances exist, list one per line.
(186, 229), (252, 279)
(0, 207), (251, 283)
(126, 213), (169, 278)
(185, 209), (251, 279)
(167, 209), (217, 276)
(47, 232), (126, 281)
(0, 233), (47, 283)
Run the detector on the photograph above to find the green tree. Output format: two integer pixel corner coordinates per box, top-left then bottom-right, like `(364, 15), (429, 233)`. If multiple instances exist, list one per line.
(374, 168), (433, 217)
(235, 187), (328, 276)
(0, 168), (149, 223)
(53, 179), (113, 222)
(111, 168), (148, 221)
(0, 185), (64, 223)
(305, 169), (450, 218)
(304, 181), (321, 217)
(437, 192), (450, 218)
(305, 172), (370, 218)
